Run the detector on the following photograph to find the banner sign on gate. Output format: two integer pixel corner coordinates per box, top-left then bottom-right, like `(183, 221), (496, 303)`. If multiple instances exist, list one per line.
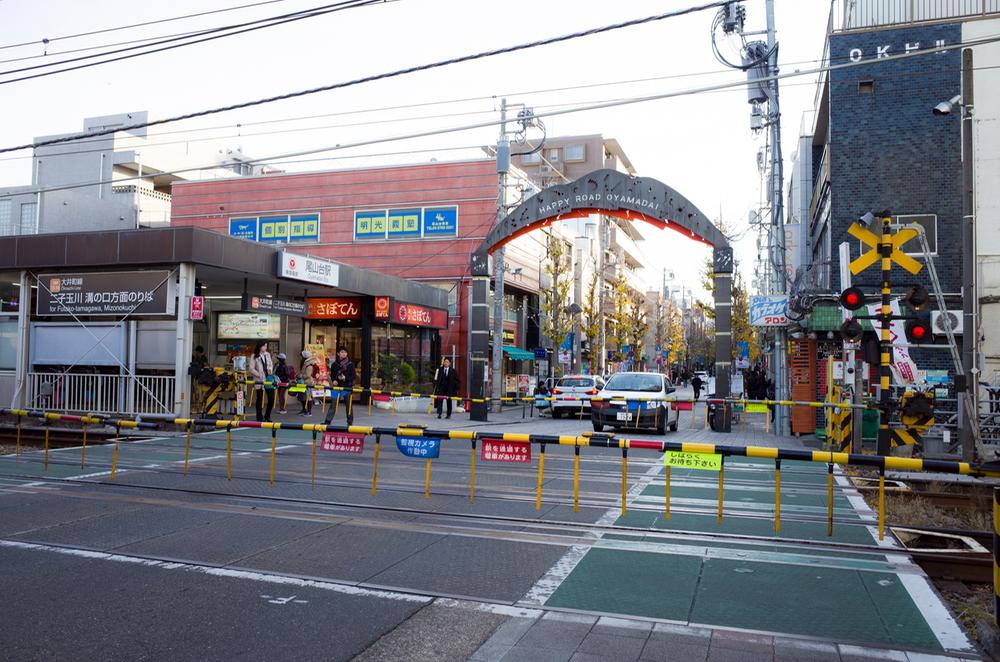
(321, 431), (365, 453)
(480, 439), (531, 463)
(663, 450), (722, 471)
(396, 436), (441, 459)
(749, 295), (788, 327)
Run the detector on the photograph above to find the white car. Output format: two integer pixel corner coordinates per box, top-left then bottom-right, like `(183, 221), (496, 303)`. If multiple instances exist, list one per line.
(550, 375), (605, 418)
(591, 372), (677, 434)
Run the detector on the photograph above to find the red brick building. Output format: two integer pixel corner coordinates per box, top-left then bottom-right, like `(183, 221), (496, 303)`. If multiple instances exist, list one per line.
(170, 159), (544, 395)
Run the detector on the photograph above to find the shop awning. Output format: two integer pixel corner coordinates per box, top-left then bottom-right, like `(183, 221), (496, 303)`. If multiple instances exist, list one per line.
(502, 345), (535, 360)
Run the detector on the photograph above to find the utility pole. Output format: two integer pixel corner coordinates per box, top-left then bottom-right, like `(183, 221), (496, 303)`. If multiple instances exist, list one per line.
(491, 98), (509, 408)
(959, 48), (977, 462)
(764, 0), (789, 436)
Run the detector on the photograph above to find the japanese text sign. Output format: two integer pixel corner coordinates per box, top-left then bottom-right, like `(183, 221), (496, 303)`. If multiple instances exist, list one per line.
(480, 439), (531, 463)
(663, 451), (722, 471)
(38, 271), (175, 316)
(307, 298), (362, 319)
(321, 431), (365, 454)
(396, 435), (441, 459)
(749, 295), (788, 327)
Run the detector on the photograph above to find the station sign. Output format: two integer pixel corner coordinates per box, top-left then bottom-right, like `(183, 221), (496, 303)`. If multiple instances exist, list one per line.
(373, 296), (447, 329)
(242, 293), (308, 317)
(278, 251), (339, 287)
(307, 297), (362, 320)
(321, 431), (365, 454)
(38, 271), (175, 317)
(396, 435), (441, 459)
(480, 439), (531, 463)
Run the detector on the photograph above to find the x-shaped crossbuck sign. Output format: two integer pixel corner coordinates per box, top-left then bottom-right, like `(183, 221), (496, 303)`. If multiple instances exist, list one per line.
(847, 222), (923, 276)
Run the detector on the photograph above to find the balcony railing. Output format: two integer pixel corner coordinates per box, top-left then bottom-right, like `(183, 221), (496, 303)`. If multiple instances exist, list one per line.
(832, 0), (1000, 31)
(26, 372), (175, 415)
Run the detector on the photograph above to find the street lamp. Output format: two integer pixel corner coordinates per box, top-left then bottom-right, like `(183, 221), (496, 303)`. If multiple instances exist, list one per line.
(933, 48), (977, 461)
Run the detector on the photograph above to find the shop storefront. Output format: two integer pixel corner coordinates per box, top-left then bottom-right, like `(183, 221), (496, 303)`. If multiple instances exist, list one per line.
(370, 296), (445, 395)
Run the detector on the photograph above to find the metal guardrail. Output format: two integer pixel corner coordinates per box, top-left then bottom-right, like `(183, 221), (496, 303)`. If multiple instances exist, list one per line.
(26, 372), (174, 415)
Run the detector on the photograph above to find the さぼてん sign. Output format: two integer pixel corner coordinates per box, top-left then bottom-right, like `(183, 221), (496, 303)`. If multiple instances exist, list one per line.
(373, 297), (447, 329)
(749, 295), (789, 327)
(38, 271), (175, 316)
(307, 298), (362, 319)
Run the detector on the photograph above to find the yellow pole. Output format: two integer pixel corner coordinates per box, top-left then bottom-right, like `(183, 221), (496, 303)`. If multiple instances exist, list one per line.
(535, 445), (545, 510)
(81, 422), (87, 467)
(43, 422), (49, 471)
(347, 394), (353, 420)
(691, 402), (697, 429)
(333, 392), (339, 418)
(269, 426), (277, 485)
(469, 441), (476, 504)
(827, 463), (834, 537)
(391, 397), (396, 417)
(664, 463), (671, 519)
(368, 395), (373, 416)
(620, 446), (628, 517)
(226, 426), (232, 481)
(184, 422), (192, 475)
(371, 436), (380, 495)
(424, 458), (432, 499)
(14, 415), (21, 462)
(311, 429), (317, 487)
(717, 457), (724, 524)
(878, 467), (885, 541)
(704, 400), (710, 430)
(110, 426), (120, 480)
(765, 408), (770, 434)
(573, 445), (581, 513)
(775, 459), (781, 533)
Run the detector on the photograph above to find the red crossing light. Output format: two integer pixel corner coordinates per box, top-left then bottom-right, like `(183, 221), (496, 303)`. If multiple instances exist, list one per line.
(840, 287), (866, 311)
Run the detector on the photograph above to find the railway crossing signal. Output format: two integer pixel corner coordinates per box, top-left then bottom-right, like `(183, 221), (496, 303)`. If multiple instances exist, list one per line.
(847, 222), (923, 276)
(839, 287), (866, 311)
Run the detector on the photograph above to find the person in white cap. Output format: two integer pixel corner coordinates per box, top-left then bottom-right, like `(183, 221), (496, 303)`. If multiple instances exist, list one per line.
(298, 350), (321, 416)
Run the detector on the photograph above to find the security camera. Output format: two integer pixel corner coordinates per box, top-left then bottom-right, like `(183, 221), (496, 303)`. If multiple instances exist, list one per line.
(933, 95), (962, 115)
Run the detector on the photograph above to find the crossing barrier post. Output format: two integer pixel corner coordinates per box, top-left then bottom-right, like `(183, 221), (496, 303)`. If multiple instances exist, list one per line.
(620, 443), (628, 517)
(717, 455), (725, 524)
(14, 413), (21, 462)
(81, 421), (88, 467)
(424, 458), (432, 500)
(269, 425), (278, 485)
(43, 418), (50, 471)
(664, 463), (671, 519)
(573, 443), (581, 512)
(774, 459), (781, 533)
(827, 462), (834, 537)
(535, 442), (546, 510)
(110, 424), (120, 480)
(311, 428), (318, 487)
(226, 423), (233, 481)
(878, 466), (886, 541)
(469, 438), (476, 504)
(371, 434), (381, 495)
(184, 421), (193, 475)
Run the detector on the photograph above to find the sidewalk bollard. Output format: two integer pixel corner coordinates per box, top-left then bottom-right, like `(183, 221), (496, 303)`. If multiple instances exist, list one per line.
(371, 434), (381, 495)
(573, 444), (581, 513)
(535, 442), (546, 510)
(878, 466), (886, 541)
(424, 458), (432, 500)
(43, 420), (50, 471)
(81, 421), (88, 468)
(774, 459), (781, 533)
(469, 439), (476, 504)
(717, 455), (725, 524)
(184, 421), (193, 475)
(110, 425), (120, 480)
(664, 463), (671, 520)
(620, 445), (628, 517)
(827, 463), (834, 537)
(269, 425), (278, 485)
(311, 429), (318, 487)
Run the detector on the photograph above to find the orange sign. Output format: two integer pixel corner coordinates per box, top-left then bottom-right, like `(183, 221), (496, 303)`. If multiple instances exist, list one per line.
(374, 296), (391, 319)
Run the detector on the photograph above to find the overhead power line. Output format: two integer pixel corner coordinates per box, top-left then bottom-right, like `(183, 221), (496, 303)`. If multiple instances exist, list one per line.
(0, 0), (388, 85)
(0, 0), (290, 51)
(0, 1), (730, 155)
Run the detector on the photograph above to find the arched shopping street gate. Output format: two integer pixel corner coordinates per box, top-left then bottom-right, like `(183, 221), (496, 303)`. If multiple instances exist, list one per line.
(470, 169), (734, 428)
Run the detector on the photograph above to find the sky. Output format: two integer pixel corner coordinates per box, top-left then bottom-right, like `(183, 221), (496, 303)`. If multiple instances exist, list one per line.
(0, 0), (832, 302)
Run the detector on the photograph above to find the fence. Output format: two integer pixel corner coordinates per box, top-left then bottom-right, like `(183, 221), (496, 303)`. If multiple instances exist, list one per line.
(25, 372), (174, 415)
(832, 0), (1000, 31)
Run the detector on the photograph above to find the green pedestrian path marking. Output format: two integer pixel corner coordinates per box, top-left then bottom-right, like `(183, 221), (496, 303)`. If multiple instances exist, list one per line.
(544, 455), (948, 653)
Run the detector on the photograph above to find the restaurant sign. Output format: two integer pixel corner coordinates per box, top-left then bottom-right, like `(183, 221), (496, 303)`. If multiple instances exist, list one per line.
(307, 297), (362, 319)
(38, 271), (175, 316)
(242, 293), (308, 317)
(373, 296), (447, 329)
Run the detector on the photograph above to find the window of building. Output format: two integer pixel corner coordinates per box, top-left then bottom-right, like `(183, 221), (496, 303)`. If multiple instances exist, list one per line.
(520, 151), (541, 164)
(857, 80), (875, 94)
(547, 148), (559, 162)
(20, 202), (37, 235)
(564, 144), (585, 162)
(0, 200), (11, 235)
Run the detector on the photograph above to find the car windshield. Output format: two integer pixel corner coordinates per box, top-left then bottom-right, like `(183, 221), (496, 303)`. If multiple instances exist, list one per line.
(557, 378), (593, 388)
(605, 374), (662, 392)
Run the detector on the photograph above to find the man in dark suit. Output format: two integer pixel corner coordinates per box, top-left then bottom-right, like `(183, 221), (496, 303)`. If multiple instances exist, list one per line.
(434, 358), (460, 419)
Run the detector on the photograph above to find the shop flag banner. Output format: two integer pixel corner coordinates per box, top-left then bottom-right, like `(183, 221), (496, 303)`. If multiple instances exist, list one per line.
(321, 432), (365, 454)
(278, 251), (339, 287)
(480, 439), (531, 463)
(865, 299), (918, 385)
(38, 271), (175, 316)
(749, 296), (788, 326)
(396, 436), (441, 459)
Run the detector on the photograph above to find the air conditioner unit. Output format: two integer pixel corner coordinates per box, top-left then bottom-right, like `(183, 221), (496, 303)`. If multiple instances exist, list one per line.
(931, 310), (963, 335)
(540, 165), (554, 174)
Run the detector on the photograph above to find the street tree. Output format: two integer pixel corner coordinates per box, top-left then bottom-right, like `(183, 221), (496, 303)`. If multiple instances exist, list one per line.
(539, 232), (573, 374)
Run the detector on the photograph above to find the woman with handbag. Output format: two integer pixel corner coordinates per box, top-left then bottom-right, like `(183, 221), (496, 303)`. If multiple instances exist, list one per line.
(298, 350), (321, 416)
(249, 341), (276, 422)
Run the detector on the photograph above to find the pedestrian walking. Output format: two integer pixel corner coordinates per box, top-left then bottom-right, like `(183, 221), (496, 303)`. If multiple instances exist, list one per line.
(249, 341), (275, 422)
(691, 374), (704, 400)
(433, 358), (460, 419)
(325, 346), (356, 426)
(298, 350), (321, 416)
